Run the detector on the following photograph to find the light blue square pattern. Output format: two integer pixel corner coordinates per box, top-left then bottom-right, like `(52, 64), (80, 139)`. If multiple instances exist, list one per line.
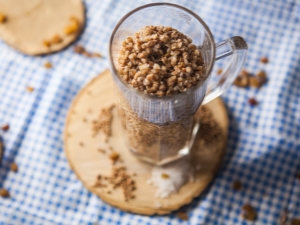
(0, 0), (300, 224)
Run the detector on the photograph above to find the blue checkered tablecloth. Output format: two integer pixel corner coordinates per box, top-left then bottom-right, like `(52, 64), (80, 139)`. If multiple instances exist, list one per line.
(1, 0), (300, 224)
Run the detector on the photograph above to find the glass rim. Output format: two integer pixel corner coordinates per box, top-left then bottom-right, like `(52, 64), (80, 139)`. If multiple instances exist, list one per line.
(109, 2), (216, 100)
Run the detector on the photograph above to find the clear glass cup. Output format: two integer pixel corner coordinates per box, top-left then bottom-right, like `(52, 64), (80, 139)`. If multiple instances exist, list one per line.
(109, 3), (247, 165)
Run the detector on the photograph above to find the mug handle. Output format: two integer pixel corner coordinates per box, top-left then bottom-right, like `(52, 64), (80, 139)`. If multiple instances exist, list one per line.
(202, 36), (248, 104)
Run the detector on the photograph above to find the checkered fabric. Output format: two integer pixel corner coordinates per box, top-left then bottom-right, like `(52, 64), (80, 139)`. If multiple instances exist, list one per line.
(1, 0), (300, 224)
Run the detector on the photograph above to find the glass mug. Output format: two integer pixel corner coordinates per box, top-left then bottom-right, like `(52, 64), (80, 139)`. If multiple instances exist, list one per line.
(109, 3), (247, 165)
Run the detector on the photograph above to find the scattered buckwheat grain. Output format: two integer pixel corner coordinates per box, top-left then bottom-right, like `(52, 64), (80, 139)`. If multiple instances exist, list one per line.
(44, 62), (52, 69)
(74, 45), (85, 54)
(296, 172), (300, 181)
(291, 218), (300, 225)
(234, 67), (268, 89)
(195, 106), (223, 147)
(74, 45), (102, 58)
(248, 98), (258, 106)
(241, 204), (257, 221)
(93, 166), (136, 201)
(249, 76), (261, 88)
(260, 56), (269, 64)
(0, 188), (9, 198)
(98, 148), (106, 154)
(233, 70), (249, 87)
(64, 17), (80, 35)
(51, 35), (63, 44)
(232, 180), (242, 191)
(0, 13), (7, 23)
(1, 124), (9, 131)
(10, 162), (18, 172)
(256, 70), (267, 85)
(109, 152), (119, 162)
(217, 68), (223, 75)
(92, 105), (115, 140)
(177, 212), (188, 221)
(43, 40), (51, 48)
(161, 173), (169, 179)
(26, 86), (34, 92)
(280, 209), (288, 225)
(93, 52), (102, 58)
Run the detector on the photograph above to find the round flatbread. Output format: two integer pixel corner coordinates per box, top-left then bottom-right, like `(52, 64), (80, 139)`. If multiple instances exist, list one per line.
(0, 0), (85, 55)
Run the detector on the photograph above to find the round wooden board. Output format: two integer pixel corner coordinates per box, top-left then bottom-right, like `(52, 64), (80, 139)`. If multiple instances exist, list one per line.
(0, 0), (84, 55)
(64, 70), (228, 215)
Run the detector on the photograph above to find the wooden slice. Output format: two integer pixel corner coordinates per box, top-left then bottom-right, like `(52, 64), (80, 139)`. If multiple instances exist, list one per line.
(64, 70), (228, 215)
(0, 0), (84, 55)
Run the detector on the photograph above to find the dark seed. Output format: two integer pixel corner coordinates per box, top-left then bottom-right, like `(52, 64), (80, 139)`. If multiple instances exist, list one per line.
(241, 204), (257, 221)
(291, 218), (300, 225)
(248, 98), (258, 106)
(1, 124), (9, 131)
(177, 212), (188, 221)
(0, 188), (10, 198)
(232, 180), (242, 191)
(260, 57), (269, 64)
(10, 162), (18, 172)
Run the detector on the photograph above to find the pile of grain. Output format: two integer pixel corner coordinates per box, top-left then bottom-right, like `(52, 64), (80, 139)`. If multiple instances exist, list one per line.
(117, 26), (205, 97)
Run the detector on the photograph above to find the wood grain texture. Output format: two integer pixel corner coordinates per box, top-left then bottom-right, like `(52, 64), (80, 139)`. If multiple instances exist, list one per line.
(0, 0), (84, 55)
(64, 70), (228, 215)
